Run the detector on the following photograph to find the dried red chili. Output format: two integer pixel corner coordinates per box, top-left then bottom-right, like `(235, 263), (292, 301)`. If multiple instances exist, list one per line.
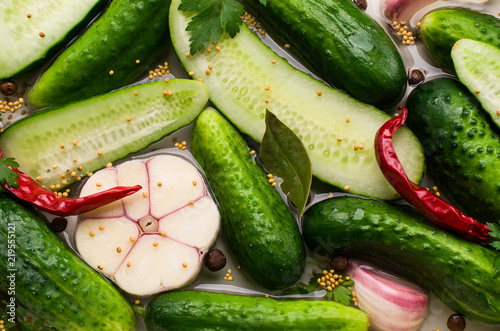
(374, 106), (490, 243)
(0, 152), (141, 216)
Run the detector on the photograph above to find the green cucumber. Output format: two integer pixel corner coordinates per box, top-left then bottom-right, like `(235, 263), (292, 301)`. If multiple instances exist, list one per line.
(0, 79), (208, 190)
(420, 8), (500, 72)
(0, 193), (136, 330)
(405, 77), (500, 223)
(242, 0), (407, 109)
(0, 0), (107, 79)
(452, 38), (500, 129)
(302, 196), (500, 324)
(139, 290), (370, 330)
(170, 0), (425, 200)
(27, 0), (172, 109)
(191, 108), (305, 290)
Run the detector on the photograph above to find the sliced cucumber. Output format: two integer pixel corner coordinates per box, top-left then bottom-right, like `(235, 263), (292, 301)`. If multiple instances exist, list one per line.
(0, 0), (107, 79)
(169, 0), (425, 200)
(0, 79), (209, 190)
(452, 39), (500, 129)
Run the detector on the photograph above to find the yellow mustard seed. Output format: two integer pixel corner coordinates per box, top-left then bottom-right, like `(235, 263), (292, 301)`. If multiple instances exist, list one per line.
(109, 70), (114, 76)
(89, 231), (95, 237)
(127, 262), (131, 267)
(39, 32), (45, 37)
(117, 247), (122, 253)
(182, 262), (188, 268)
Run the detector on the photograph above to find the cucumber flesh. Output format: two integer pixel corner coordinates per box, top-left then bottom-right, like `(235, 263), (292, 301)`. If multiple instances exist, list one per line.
(452, 39), (500, 129)
(0, 0), (106, 79)
(169, 0), (425, 200)
(0, 79), (209, 190)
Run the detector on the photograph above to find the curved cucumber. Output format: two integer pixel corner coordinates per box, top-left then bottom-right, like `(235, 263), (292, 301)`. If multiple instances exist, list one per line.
(302, 196), (500, 324)
(405, 77), (500, 223)
(452, 39), (500, 130)
(420, 8), (500, 72)
(0, 194), (136, 330)
(141, 290), (370, 331)
(191, 109), (305, 290)
(242, 0), (407, 109)
(0, 79), (208, 190)
(27, 0), (172, 109)
(0, 0), (107, 79)
(170, 0), (425, 200)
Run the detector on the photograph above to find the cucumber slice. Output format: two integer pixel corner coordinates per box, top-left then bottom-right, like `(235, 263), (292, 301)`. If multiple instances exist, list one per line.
(452, 39), (500, 129)
(0, 79), (209, 190)
(169, 0), (425, 200)
(0, 0), (107, 79)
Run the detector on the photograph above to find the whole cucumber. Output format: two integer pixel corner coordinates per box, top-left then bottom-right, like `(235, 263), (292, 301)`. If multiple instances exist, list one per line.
(191, 108), (306, 290)
(241, 0), (407, 109)
(140, 290), (370, 331)
(420, 8), (500, 72)
(0, 194), (136, 330)
(27, 0), (172, 109)
(302, 196), (500, 324)
(406, 77), (500, 223)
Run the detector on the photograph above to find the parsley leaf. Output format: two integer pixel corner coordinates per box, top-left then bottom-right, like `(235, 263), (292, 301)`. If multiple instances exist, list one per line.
(487, 223), (500, 277)
(179, 0), (245, 55)
(0, 158), (19, 188)
(259, 0), (267, 5)
(332, 285), (353, 306)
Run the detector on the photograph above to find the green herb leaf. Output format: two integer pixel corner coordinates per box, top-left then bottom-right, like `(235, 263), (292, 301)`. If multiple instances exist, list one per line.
(491, 241), (500, 250)
(488, 222), (500, 240)
(0, 157), (19, 188)
(179, 0), (245, 55)
(260, 110), (312, 215)
(259, 0), (267, 5)
(332, 285), (352, 306)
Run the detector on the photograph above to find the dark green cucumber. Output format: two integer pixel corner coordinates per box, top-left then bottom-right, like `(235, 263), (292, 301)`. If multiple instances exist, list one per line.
(0, 0), (108, 79)
(302, 196), (500, 324)
(405, 77), (500, 223)
(0, 79), (208, 190)
(27, 0), (172, 109)
(242, 0), (406, 109)
(0, 193), (135, 330)
(191, 108), (305, 290)
(140, 290), (370, 330)
(420, 8), (500, 72)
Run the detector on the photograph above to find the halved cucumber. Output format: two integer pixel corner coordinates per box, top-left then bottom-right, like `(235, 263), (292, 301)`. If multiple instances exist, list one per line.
(169, 0), (425, 200)
(452, 39), (500, 129)
(0, 79), (209, 190)
(0, 0), (107, 79)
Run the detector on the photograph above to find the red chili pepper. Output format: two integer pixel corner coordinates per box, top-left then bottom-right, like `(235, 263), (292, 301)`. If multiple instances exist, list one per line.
(374, 106), (490, 243)
(0, 152), (141, 216)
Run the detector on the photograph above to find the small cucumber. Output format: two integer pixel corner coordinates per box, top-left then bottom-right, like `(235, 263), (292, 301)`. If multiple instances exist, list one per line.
(242, 0), (407, 109)
(0, 79), (208, 190)
(420, 8), (500, 72)
(302, 196), (500, 324)
(0, 194), (136, 330)
(191, 108), (305, 290)
(405, 77), (500, 223)
(0, 0), (107, 79)
(170, 0), (425, 200)
(27, 0), (172, 109)
(139, 290), (370, 331)
(452, 38), (500, 129)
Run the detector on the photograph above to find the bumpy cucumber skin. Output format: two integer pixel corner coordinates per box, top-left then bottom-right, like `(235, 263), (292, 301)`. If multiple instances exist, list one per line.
(0, 0), (108, 79)
(0, 194), (136, 330)
(303, 196), (500, 324)
(242, 0), (406, 109)
(405, 77), (500, 223)
(191, 109), (305, 290)
(420, 8), (500, 72)
(27, 0), (171, 109)
(143, 291), (370, 331)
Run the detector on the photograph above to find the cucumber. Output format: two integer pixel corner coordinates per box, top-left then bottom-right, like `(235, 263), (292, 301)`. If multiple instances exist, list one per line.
(452, 38), (500, 129)
(405, 77), (500, 223)
(191, 108), (305, 290)
(241, 0), (407, 109)
(0, 0), (107, 79)
(0, 79), (208, 190)
(0, 193), (136, 330)
(139, 290), (370, 330)
(27, 0), (172, 109)
(170, 0), (425, 200)
(302, 196), (500, 324)
(420, 8), (500, 72)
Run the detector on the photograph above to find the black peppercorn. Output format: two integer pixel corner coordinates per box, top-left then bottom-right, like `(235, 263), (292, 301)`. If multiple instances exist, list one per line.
(50, 217), (68, 233)
(447, 313), (466, 331)
(408, 69), (425, 86)
(0, 80), (18, 96)
(330, 255), (350, 272)
(353, 0), (367, 10)
(204, 248), (227, 271)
